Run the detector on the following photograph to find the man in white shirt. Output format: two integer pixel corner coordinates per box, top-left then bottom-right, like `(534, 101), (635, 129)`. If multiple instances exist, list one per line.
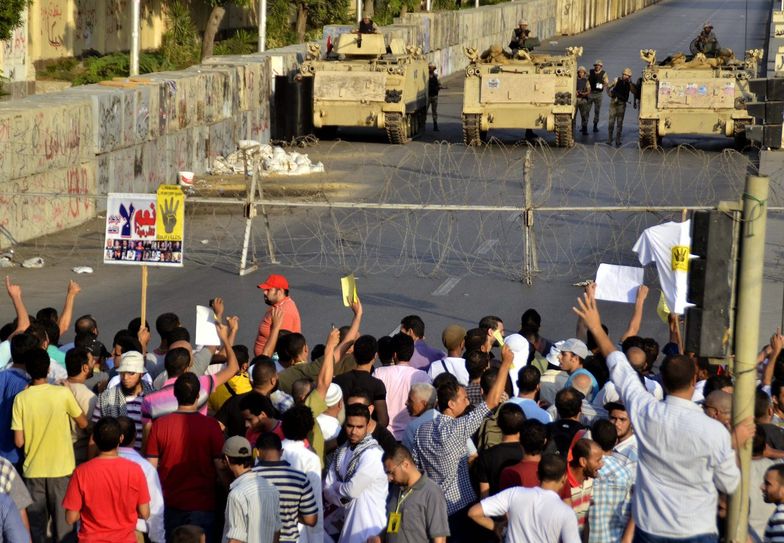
(428, 325), (469, 386)
(281, 405), (323, 543)
(468, 453), (579, 542)
(574, 286), (753, 541)
(117, 416), (165, 543)
(316, 384), (342, 442)
(324, 403), (387, 543)
(593, 347), (663, 408)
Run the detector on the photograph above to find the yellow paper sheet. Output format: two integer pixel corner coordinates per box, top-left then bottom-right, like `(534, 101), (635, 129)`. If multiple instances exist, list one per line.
(492, 329), (505, 347)
(341, 274), (358, 306)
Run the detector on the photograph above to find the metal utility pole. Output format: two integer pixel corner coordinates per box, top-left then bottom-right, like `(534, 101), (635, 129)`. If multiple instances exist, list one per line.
(357, 0), (362, 23)
(258, 0), (267, 52)
(727, 175), (770, 543)
(130, 0), (141, 76)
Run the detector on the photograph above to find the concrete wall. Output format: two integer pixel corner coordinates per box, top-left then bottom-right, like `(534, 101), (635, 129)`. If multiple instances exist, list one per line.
(0, 0), (659, 248)
(0, 46), (305, 247)
(555, 0), (660, 36)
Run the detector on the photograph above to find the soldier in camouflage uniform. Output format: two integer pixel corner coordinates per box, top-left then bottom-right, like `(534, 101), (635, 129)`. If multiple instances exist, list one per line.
(606, 67), (637, 147)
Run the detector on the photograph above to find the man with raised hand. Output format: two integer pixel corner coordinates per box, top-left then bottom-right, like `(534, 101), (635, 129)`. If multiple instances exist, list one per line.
(411, 345), (513, 543)
(573, 284), (753, 542)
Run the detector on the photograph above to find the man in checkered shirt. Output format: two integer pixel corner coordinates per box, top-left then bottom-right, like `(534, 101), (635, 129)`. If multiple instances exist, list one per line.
(411, 345), (513, 543)
(588, 410), (634, 542)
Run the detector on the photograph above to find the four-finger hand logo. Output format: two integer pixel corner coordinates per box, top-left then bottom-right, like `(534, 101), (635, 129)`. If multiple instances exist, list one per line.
(162, 197), (179, 234)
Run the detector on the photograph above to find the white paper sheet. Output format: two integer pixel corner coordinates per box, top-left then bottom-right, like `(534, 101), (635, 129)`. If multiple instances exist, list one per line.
(594, 264), (645, 303)
(195, 305), (221, 346)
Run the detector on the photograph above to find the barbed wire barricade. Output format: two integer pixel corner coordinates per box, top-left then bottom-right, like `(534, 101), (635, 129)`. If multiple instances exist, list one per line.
(1, 141), (783, 282)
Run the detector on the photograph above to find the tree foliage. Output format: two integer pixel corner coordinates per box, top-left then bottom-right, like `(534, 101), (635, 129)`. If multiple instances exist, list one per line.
(0, 0), (29, 42)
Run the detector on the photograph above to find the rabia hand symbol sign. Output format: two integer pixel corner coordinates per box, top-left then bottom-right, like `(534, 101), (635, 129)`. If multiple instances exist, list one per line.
(162, 197), (179, 234)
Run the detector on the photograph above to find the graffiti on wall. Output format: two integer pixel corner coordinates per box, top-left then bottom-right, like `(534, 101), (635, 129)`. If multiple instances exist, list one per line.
(0, 8), (28, 82)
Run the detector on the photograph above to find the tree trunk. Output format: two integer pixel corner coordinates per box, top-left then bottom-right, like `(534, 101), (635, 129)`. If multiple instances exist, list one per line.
(201, 5), (226, 60)
(296, 3), (307, 43)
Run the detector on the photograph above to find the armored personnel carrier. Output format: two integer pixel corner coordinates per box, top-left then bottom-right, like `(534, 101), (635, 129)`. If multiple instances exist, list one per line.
(299, 33), (428, 144)
(637, 48), (763, 148)
(461, 45), (583, 147)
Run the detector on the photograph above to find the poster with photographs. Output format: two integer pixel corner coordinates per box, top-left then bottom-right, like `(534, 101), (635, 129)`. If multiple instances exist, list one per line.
(103, 187), (185, 267)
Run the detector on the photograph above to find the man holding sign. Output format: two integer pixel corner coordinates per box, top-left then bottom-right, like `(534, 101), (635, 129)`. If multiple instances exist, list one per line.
(254, 275), (302, 356)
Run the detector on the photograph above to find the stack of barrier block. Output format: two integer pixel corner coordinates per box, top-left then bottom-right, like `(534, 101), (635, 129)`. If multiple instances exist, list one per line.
(746, 10), (784, 149)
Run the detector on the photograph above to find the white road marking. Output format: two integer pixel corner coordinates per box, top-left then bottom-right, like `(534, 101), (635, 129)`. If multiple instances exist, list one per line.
(476, 239), (498, 255)
(432, 276), (462, 296)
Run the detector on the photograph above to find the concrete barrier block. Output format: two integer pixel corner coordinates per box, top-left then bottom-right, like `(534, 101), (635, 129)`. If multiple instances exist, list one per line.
(0, 97), (93, 179)
(0, 161), (96, 248)
(207, 118), (238, 165)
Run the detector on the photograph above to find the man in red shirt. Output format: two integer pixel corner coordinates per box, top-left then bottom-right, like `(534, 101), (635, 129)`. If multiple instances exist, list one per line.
(499, 419), (548, 490)
(254, 274), (301, 356)
(63, 417), (150, 542)
(145, 373), (225, 541)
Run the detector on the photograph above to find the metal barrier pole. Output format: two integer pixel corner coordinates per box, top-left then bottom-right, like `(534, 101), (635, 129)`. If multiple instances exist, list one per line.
(522, 147), (538, 285)
(727, 175), (770, 543)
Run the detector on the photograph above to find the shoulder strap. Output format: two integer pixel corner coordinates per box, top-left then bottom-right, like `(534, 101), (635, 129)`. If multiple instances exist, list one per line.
(224, 380), (236, 397)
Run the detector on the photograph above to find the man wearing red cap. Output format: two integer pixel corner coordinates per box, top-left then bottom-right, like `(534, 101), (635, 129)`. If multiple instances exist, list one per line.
(254, 274), (301, 356)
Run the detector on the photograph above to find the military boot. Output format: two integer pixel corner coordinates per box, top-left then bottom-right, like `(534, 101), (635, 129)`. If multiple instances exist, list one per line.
(433, 121), (439, 132)
(593, 122), (599, 133)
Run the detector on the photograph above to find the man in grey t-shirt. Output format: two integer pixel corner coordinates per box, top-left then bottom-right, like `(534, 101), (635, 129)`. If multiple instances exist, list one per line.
(369, 444), (449, 543)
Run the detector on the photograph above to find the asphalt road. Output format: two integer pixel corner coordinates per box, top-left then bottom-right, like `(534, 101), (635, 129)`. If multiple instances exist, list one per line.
(3, 0), (783, 354)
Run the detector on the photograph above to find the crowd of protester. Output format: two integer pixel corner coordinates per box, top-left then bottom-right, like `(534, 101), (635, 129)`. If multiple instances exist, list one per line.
(0, 272), (782, 543)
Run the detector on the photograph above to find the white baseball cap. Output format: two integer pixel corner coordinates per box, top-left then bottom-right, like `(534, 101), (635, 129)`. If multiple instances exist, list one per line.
(117, 351), (145, 374)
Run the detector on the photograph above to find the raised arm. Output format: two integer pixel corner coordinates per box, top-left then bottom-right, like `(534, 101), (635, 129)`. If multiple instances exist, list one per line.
(5, 276), (29, 336)
(668, 313), (684, 355)
(212, 321), (239, 388)
(763, 329), (784, 387)
(573, 284), (616, 358)
(620, 285), (648, 342)
(261, 306), (284, 357)
(486, 345), (513, 410)
(573, 285), (651, 413)
(335, 298), (363, 362)
(316, 327), (341, 401)
(58, 280), (81, 337)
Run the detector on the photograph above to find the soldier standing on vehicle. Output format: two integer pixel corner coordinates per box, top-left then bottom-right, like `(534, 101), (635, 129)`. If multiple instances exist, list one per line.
(508, 21), (531, 51)
(691, 22), (719, 56)
(358, 14), (378, 34)
(606, 67), (636, 147)
(576, 66), (591, 135)
(588, 60), (609, 133)
(428, 64), (444, 132)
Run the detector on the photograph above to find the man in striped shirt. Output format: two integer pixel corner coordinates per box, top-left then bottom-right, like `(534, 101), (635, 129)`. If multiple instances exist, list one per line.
(762, 464), (784, 542)
(254, 432), (318, 542)
(222, 436), (281, 543)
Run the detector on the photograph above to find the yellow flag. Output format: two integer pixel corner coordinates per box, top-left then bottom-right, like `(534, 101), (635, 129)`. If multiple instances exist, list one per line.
(657, 291), (671, 324)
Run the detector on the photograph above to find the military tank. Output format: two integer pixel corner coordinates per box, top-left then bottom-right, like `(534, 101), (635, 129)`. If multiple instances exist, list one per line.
(637, 48), (763, 149)
(461, 45), (583, 147)
(299, 33), (428, 144)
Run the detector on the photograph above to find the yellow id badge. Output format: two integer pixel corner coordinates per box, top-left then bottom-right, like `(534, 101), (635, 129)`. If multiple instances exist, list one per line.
(387, 512), (402, 534)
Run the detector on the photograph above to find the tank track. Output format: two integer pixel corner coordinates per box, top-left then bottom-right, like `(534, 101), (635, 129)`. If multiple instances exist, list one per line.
(639, 119), (659, 150)
(463, 114), (482, 146)
(554, 114), (574, 148)
(385, 112), (407, 144)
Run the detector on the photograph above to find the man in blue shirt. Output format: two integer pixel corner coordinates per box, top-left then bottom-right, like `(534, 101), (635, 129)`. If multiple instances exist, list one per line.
(0, 335), (32, 471)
